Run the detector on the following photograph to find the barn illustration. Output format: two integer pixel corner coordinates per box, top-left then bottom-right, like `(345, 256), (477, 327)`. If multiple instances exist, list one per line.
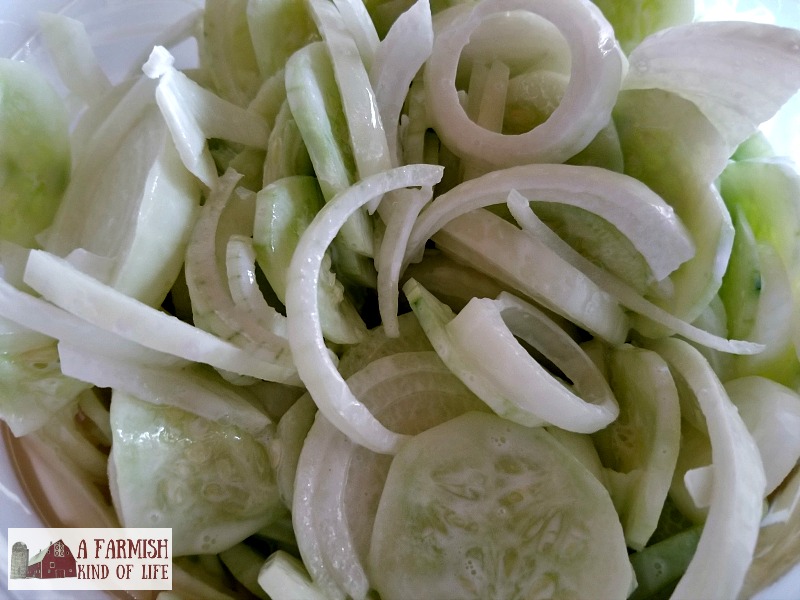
(25, 539), (77, 579)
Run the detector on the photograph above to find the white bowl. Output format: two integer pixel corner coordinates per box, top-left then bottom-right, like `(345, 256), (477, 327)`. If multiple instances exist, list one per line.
(0, 1), (799, 599)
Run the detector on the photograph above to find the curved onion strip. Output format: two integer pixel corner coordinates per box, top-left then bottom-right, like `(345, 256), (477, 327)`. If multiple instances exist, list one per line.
(332, 0), (380, 69)
(506, 191), (764, 355)
(285, 164), (443, 455)
(307, 0), (392, 187)
(439, 286), (618, 432)
(424, 0), (624, 167)
(226, 234), (288, 338)
(458, 7), (571, 76)
(0, 275), (175, 366)
(293, 351), (486, 600)
(492, 292), (618, 424)
(649, 338), (765, 600)
(57, 342), (272, 437)
(369, 0), (433, 166)
(184, 169), (293, 364)
(145, 47), (215, 186)
(144, 46), (271, 187)
(42, 76), (161, 257)
(405, 163), (694, 283)
(22, 250), (299, 383)
(376, 187), (433, 338)
(432, 208), (629, 344)
(38, 12), (112, 103)
(624, 21), (800, 151)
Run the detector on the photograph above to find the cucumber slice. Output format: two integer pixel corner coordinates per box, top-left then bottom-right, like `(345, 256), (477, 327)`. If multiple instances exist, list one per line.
(263, 100), (314, 185)
(219, 542), (270, 600)
(0, 343), (88, 437)
(592, 0), (694, 54)
(272, 392), (316, 507)
(732, 244), (799, 385)
(401, 248), (505, 312)
(293, 351), (488, 599)
(109, 390), (284, 556)
(532, 202), (654, 295)
(285, 41), (374, 258)
(201, 0), (261, 106)
(253, 175), (367, 345)
(545, 426), (607, 487)
(369, 411), (632, 600)
(719, 158), (800, 384)
(613, 88), (732, 323)
(719, 206), (761, 340)
(593, 345), (681, 550)
(0, 58), (70, 248)
(258, 550), (327, 600)
(247, 0), (319, 81)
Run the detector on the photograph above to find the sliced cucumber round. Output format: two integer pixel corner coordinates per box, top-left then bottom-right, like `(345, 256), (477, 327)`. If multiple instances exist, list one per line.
(369, 411), (632, 600)
(593, 345), (681, 550)
(109, 391), (284, 556)
(0, 58), (70, 248)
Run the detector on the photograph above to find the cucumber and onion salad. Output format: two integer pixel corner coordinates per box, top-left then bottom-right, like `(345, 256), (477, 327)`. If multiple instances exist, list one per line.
(3, 0), (800, 598)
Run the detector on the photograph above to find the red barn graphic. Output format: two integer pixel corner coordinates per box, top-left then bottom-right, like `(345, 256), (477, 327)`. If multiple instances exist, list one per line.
(26, 539), (77, 579)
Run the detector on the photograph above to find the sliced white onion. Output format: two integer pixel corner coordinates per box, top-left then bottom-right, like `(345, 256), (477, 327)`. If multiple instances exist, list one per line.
(184, 168), (292, 362)
(406, 278), (618, 432)
(332, 0), (380, 69)
(433, 208), (629, 344)
(226, 234), (288, 338)
(18, 431), (120, 527)
(285, 164), (443, 455)
(424, 0), (624, 167)
(22, 249), (299, 383)
(406, 163), (694, 283)
(624, 21), (800, 151)
(0, 274), (173, 366)
(684, 465), (714, 510)
(144, 45), (271, 187)
(399, 78), (430, 165)
(57, 342), (273, 437)
(376, 187), (433, 338)
(38, 12), (112, 103)
(307, 0), (392, 190)
(460, 59), (510, 181)
(650, 338), (765, 600)
(724, 376), (800, 496)
(506, 191), (765, 355)
(369, 0), (434, 166)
